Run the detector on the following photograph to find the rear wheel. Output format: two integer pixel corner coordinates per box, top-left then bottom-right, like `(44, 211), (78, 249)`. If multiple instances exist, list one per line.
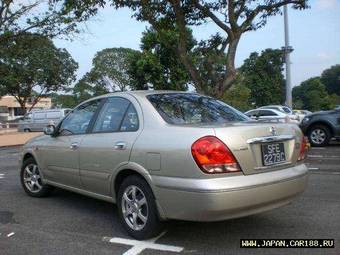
(23, 128), (30, 132)
(20, 158), (54, 197)
(117, 175), (163, 240)
(308, 125), (331, 147)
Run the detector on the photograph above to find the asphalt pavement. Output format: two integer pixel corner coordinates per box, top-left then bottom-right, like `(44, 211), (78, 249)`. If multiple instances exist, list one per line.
(0, 145), (339, 255)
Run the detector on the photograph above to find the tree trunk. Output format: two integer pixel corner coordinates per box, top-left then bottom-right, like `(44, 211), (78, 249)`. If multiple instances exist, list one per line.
(215, 36), (240, 98)
(13, 96), (27, 115)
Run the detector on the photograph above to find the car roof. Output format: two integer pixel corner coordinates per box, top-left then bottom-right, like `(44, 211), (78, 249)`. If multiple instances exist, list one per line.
(259, 105), (284, 108)
(80, 90), (197, 103)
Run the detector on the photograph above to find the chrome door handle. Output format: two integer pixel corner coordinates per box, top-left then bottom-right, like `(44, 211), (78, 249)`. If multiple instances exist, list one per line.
(70, 142), (79, 150)
(114, 142), (127, 150)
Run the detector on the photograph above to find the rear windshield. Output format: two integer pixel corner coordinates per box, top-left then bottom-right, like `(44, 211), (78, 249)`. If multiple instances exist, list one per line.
(147, 93), (249, 125)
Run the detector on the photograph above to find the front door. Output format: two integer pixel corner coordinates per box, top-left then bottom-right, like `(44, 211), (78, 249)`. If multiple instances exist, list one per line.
(41, 99), (102, 188)
(78, 96), (141, 196)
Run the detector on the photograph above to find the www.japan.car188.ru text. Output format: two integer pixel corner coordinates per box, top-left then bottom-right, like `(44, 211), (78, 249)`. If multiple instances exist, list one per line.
(240, 239), (334, 248)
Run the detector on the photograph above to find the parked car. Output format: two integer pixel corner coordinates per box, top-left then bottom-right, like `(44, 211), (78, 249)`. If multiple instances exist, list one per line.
(259, 105), (299, 121)
(293, 110), (312, 122)
(18, 108), (71, 132)
(245, 108), (299, 123)
(20, 91), (308, 239)
(259, 105), (293, 114)
(299, 107), (340, 146)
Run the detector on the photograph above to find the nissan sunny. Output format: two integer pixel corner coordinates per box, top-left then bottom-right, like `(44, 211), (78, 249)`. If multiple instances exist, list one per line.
(20, 91), (309, 239)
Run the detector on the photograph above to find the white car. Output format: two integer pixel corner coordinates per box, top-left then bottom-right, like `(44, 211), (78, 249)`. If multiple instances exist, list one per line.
(245, 108), (299, 123)
(293, 110), (312, 122)
(259, 105), (299, 122)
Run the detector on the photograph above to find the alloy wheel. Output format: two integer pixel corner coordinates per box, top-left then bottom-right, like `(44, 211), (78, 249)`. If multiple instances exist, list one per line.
(121, 185), (148, 231)
(310, 129), (326, 145)
(23, 163), (43, 193)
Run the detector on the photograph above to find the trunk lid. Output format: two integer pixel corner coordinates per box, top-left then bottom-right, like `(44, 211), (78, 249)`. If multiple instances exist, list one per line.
(213, 121), (303, 175)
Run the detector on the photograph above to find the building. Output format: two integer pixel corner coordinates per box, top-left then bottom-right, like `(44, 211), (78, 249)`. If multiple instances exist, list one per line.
(0, 96), (52, 121)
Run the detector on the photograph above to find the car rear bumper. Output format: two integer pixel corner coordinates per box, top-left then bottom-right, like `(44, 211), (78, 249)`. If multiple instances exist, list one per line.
(152, 163), (308, 221)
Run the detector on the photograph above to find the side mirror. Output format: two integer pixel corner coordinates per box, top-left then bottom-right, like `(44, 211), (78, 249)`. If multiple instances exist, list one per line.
(44, 125), (55, 136)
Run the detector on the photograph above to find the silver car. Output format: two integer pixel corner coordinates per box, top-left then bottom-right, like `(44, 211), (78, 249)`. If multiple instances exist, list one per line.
(20, 91), (308, 239)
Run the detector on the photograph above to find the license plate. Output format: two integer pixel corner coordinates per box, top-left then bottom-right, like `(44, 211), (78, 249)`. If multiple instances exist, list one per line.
(261, 143), (286, 166)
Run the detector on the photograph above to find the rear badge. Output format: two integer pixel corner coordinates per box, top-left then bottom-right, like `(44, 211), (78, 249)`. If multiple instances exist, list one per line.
(269, 126), (277, 136)
(235, 146), (248, 151)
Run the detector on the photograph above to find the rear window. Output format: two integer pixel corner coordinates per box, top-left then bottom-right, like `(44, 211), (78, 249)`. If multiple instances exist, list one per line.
(147, 93), (248, 125)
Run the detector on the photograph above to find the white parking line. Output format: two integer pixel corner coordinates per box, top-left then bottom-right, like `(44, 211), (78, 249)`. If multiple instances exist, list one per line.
(104, 232), (184, 255)
(0, 174), (4, 179)
(7, 232), (15, 237)
(308, 167), (319, 170)
(307, 155), (323, 158)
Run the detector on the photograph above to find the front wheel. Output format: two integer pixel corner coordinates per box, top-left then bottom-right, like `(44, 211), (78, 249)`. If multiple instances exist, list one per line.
(20, 158), (54, 197)
(117, 175), (163, 240)
(308, 125), (331, 147)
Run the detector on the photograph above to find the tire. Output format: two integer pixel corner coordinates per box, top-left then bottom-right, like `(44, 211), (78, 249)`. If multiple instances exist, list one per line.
(308, 124), (331, 147)
(117, 175), (163, 240)
(20, 157), (54, 197)
(24, 128), (30, 132)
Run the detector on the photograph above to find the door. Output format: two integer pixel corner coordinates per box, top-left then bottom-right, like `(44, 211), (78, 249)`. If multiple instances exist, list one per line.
(79, 96), (141, 196)
(41, 99), (102, 188)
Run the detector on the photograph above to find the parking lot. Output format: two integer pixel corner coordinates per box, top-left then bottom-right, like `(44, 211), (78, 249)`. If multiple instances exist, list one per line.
(0, 144), (339, 255)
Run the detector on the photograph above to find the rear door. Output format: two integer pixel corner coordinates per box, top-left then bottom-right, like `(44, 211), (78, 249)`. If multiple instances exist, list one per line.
(78, 95), (142, 196)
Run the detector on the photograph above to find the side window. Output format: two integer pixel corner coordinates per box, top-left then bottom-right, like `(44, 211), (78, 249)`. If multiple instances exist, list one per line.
(120, 104), (139, 132)
(247, 111), (257, 117)
(93, 97), (130, 133)
(259, 110), (277, 116)
(59, 100), (101, 136)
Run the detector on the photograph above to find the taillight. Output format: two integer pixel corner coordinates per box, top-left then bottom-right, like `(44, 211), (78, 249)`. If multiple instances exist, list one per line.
(191, 136), (241, 174)
(298, 136), (308, 161)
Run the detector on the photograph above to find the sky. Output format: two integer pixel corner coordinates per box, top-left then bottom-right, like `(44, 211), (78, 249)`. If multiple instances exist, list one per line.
(54, 0), (340, 88)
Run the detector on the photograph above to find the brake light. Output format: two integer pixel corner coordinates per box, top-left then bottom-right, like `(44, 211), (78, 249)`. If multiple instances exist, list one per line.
(191, 136), (241, 174)
(298, 136), (308, 161)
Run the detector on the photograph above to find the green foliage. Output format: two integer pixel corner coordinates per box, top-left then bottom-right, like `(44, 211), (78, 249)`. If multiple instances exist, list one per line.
(128, 27), (192, 91)
(73, 72), (109, 103)
(91, 47), (138, 91)
(0, 0), (92, 42)
(222, 83), (251, 112)
(0, 33), (78, 112)
(49, 92), (77, 108)
(240, 49), (285, 107)
(321, 64), (340, 96)
(58, 0), (308, 98)
(293, 77), (332, 111)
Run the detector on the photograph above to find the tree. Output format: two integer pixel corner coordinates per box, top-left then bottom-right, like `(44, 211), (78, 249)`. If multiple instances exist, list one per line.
(0, 0), (93, 43)
(240, 49), (285, 107)
(73, 71), (110, 103)
(321, 64), (340, 96)
(56, 0), (308, 98)
(293, 77), (332, 111)
(128, 27), (193, 90)
(91, 47), (139, 91)
(116, 0), (307, 98)
(0, 33), (78, 113)
(222, 83), (251, 112)
(49, 92), (77, 108)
